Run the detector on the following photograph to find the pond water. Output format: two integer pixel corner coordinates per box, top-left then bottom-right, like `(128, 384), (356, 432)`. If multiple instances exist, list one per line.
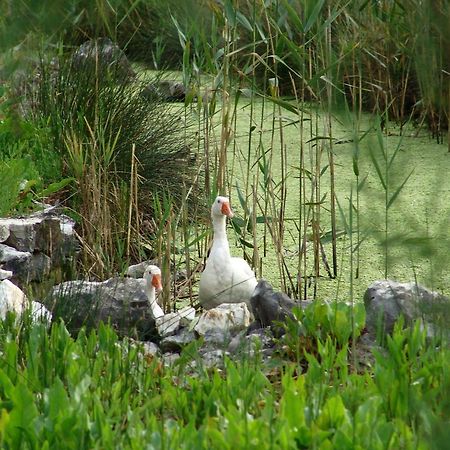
(223, 98), (450, 301)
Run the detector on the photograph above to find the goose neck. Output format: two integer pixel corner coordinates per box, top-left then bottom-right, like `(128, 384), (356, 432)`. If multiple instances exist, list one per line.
(212, 215), (229, 241)
(211, 215), (231, 257)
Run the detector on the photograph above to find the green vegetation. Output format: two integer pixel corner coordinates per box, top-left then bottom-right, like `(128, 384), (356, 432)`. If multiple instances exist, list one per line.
(0, 0), (448, 447)
(0, 307), (448, 449)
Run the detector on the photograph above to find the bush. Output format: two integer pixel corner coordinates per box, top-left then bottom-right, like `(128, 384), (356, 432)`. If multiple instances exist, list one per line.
(24, 53), (199, 276)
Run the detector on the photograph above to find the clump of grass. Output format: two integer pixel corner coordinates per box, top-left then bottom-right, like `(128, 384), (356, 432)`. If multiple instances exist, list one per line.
(26, 53), (199, 277)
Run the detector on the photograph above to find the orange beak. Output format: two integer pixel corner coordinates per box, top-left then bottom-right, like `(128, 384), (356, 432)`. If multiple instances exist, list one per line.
(221, 201), (234, 218)
(151, 274), (163, 292)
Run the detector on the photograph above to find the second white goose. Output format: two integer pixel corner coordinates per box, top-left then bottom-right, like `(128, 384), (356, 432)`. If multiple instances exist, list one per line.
(143, 265), (164, 319)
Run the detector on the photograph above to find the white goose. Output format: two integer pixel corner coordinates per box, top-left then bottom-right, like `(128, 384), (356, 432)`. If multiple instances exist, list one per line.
(199, 196), (257, 309)
(143, 265), (164, 319)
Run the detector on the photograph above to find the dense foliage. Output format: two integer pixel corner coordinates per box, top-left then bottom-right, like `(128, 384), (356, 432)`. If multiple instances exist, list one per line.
(0, 307), (448, 449)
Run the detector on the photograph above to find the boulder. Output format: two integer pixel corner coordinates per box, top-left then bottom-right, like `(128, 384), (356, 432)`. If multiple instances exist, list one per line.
(0, 244), (51, 283)
(0, 210), (77, 283)
(155, 306), (196, 337)
(0, 279), (26, 319)
(72, 38), (136, 81)
(30, 301), (52, 323)
(194, 303), (251, 337)
(364, 280), (450, 338)
(126, 260), (157, 278)
(141, 80), (187, 102)
(0, 269), (13, 280)
(141, 341), (160, 357)
(160, 328), (196, 353)
(249, 279), (297, 337)
(46, 277), (158, 339)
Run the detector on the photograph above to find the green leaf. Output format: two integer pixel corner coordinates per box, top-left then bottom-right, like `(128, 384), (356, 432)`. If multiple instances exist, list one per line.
(281, 0), (303, 31)
(369, 147), (387, 190)
(39, 177), (75, 197)
(47, 378), (71, 422)
(304, 0), (326, 33)
(316, 395), (348, 430)
(7, 383), (38, 447)
(224, 0), (237, 27)
(236, 10), (253, 32)
(387, 169), (414, 209)
(238, 237), (254, 248)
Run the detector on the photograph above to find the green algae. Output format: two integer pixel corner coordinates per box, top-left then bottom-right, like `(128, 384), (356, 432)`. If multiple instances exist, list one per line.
(225, 99), (450, 301)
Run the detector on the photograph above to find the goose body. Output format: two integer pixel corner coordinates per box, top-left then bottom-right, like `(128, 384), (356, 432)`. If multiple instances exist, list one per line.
(143, 265), (164, 319)
(199, 196), (257, 309)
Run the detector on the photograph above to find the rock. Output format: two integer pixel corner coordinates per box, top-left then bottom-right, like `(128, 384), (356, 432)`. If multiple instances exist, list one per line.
(141, 80), (187, 102)
(141, 341), (160, 357)
(46, 277), (158, 339)
(30, 301), (52, 323)
(249, 279), (297, 337)
(0, 209), (76, 254)
(0, 244), (51, 283)
(160, 329), (196, 353)
(0, 279), (26, 319)
(162, 352), (180, 367)
(0, 269), (13, 280)
(194, 303), (251, 337)
(0, 244), (32, 279)
(202, 328), (231, 346)
(155, 306), (196, 337)
(200, 349), (225, 369)
(228, 328), (275, 355)
(126, 260), (157, 278)
(0, 217), (42, 252)
(364, 280), (450, 338)
(0, 211), (77, 283)
(71, 38), (136, 81)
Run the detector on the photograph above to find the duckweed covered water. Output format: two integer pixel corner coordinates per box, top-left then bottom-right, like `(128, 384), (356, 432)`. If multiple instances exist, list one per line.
(227, 99), (450, 301)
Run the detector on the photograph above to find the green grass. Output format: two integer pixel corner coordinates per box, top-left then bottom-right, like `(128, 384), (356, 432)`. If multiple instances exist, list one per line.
(0, 309), (447, 449)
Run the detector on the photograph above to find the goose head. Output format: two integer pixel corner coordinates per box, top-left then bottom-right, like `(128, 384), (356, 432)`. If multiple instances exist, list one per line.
(143, 265), (163, 294)
(211, 196), (234, 219)
(143, 265), (165, 319)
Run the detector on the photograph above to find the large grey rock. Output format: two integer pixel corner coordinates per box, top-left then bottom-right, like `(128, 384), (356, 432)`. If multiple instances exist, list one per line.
(0, 212), (76, 256)
(141, 341), (160, 357)
(364, 280), (450, 338)
(30, 301), (52, 323)
(249, 279), (297, 337)
(0, 279), (26, 319)
(228, 328), (275, 355)
(72, 38), (136, 81)
(0, 210), (77, 283)
(0, 244), (51, 283)
(0, 216), (43, 252)
(194, 303), (251, 337)
(0, 279), (52, 323)
(200, 349), (225, 369)
(46, 277), (158, 339)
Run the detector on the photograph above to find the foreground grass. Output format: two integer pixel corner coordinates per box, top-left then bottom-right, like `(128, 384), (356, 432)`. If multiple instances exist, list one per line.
(0, 313), (448, 449)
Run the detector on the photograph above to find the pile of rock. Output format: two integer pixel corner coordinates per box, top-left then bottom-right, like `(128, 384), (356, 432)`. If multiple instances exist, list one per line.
(0, 205), (77, 286)
(0, 208), (448, 367)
